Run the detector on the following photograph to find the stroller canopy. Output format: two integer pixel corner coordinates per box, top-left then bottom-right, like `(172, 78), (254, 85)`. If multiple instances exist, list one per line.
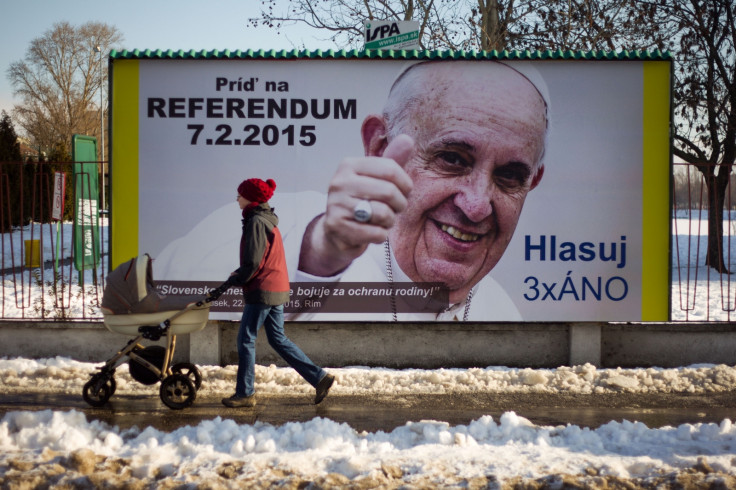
(102, 254), (203, 315)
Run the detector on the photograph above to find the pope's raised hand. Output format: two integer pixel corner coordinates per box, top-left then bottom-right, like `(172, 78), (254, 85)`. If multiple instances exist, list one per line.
(299, 134), (415, 277)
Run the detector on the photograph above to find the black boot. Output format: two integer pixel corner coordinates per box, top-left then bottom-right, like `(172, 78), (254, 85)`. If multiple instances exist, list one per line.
(314, 374), (335, 404)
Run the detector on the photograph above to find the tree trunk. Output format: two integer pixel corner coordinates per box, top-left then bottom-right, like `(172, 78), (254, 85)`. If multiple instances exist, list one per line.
(704, 167), (731, 273)
(479, 0), (502, 51)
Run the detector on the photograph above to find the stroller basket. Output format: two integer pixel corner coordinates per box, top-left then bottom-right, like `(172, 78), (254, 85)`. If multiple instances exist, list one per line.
(83, 254), (229, 410)
(101, 253), (210, 335)
(103, 308), (210, 336)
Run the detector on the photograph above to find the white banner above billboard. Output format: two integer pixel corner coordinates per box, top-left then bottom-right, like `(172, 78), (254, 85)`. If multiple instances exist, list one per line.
(364, 21), (420, 50)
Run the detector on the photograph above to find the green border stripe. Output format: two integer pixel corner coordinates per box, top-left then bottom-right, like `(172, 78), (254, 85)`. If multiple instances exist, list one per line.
(110, 48), (672, 61)
(641, 61), (671, 321)
(111, 59), (139, 269)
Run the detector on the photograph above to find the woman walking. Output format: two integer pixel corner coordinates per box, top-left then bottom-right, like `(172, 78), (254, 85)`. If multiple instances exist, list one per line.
(222, 177), (334, 408)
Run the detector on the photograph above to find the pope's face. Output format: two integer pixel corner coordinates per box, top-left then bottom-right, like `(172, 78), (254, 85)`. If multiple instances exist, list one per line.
(387, 64), (546, 303)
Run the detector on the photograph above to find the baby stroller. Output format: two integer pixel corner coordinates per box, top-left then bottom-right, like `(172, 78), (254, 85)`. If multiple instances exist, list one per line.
(82, 254), (229, 410)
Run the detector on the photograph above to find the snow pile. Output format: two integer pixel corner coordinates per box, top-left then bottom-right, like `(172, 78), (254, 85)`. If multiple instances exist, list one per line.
(1, 408), (735, 488)
(3, 358), (736, 487)
(3, 357), (736, 396)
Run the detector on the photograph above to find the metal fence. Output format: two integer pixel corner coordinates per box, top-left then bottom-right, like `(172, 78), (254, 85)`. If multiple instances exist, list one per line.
(1, 160), (734, 322)
(671, 162), (735, 322)
(0, 160), (107, 320)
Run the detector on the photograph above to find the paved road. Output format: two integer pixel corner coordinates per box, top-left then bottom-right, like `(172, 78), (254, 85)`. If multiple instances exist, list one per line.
(2, 390), (735, 432)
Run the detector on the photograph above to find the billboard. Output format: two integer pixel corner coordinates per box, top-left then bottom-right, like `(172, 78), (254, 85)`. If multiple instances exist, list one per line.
(110, 51), (671, 322)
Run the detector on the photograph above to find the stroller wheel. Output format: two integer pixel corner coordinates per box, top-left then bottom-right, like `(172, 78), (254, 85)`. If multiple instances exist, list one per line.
(171, 362), (203, 390)
(160, 374), (196, 410)
(83, 374), (115, 407)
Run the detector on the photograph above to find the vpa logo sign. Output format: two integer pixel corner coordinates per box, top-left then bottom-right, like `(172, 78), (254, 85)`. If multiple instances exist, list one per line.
(364, 20), (420, 50)
(366, 22), (400, 41)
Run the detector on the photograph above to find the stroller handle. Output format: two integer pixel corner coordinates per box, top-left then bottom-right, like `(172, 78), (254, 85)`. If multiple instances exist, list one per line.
(206, 282), (232, 302)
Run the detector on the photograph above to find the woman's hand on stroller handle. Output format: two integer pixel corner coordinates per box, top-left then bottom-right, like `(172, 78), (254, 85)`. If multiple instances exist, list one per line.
(207, 282), (232, 302)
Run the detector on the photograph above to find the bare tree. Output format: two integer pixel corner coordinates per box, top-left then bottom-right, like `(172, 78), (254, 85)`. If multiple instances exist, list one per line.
(634, 0), (735, 273)
(248, 0), (647, 52)
(7, 21), (123, 156)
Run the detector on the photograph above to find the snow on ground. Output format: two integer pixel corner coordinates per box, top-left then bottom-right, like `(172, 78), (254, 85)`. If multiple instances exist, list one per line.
(2, 358), (736, 488)
(4, 357), (736, 397)
(2, 406), (735, 488)
(0, 219), (108, 320)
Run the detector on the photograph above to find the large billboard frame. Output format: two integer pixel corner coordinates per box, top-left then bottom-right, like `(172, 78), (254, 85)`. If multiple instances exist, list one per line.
(109, 49), (672, 323)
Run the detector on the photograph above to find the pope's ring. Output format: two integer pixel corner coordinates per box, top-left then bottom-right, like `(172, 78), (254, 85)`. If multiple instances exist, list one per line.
(353, 199), (373, 223)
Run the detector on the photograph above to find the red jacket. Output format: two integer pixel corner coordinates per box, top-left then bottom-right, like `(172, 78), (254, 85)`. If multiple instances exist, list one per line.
(229, 203), (290, 306)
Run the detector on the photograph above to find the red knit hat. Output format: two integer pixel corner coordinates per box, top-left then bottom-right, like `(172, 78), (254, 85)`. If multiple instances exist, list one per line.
(237, 178), (276, 203)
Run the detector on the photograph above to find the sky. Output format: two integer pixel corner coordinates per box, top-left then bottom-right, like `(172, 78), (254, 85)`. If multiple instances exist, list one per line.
(0, 0), (336, 115)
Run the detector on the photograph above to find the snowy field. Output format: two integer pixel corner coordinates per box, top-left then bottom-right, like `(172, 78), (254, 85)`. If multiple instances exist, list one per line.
(672, 209), (736, 321)
(2, 212), (736, 488)
(0, 218), (108, 320)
